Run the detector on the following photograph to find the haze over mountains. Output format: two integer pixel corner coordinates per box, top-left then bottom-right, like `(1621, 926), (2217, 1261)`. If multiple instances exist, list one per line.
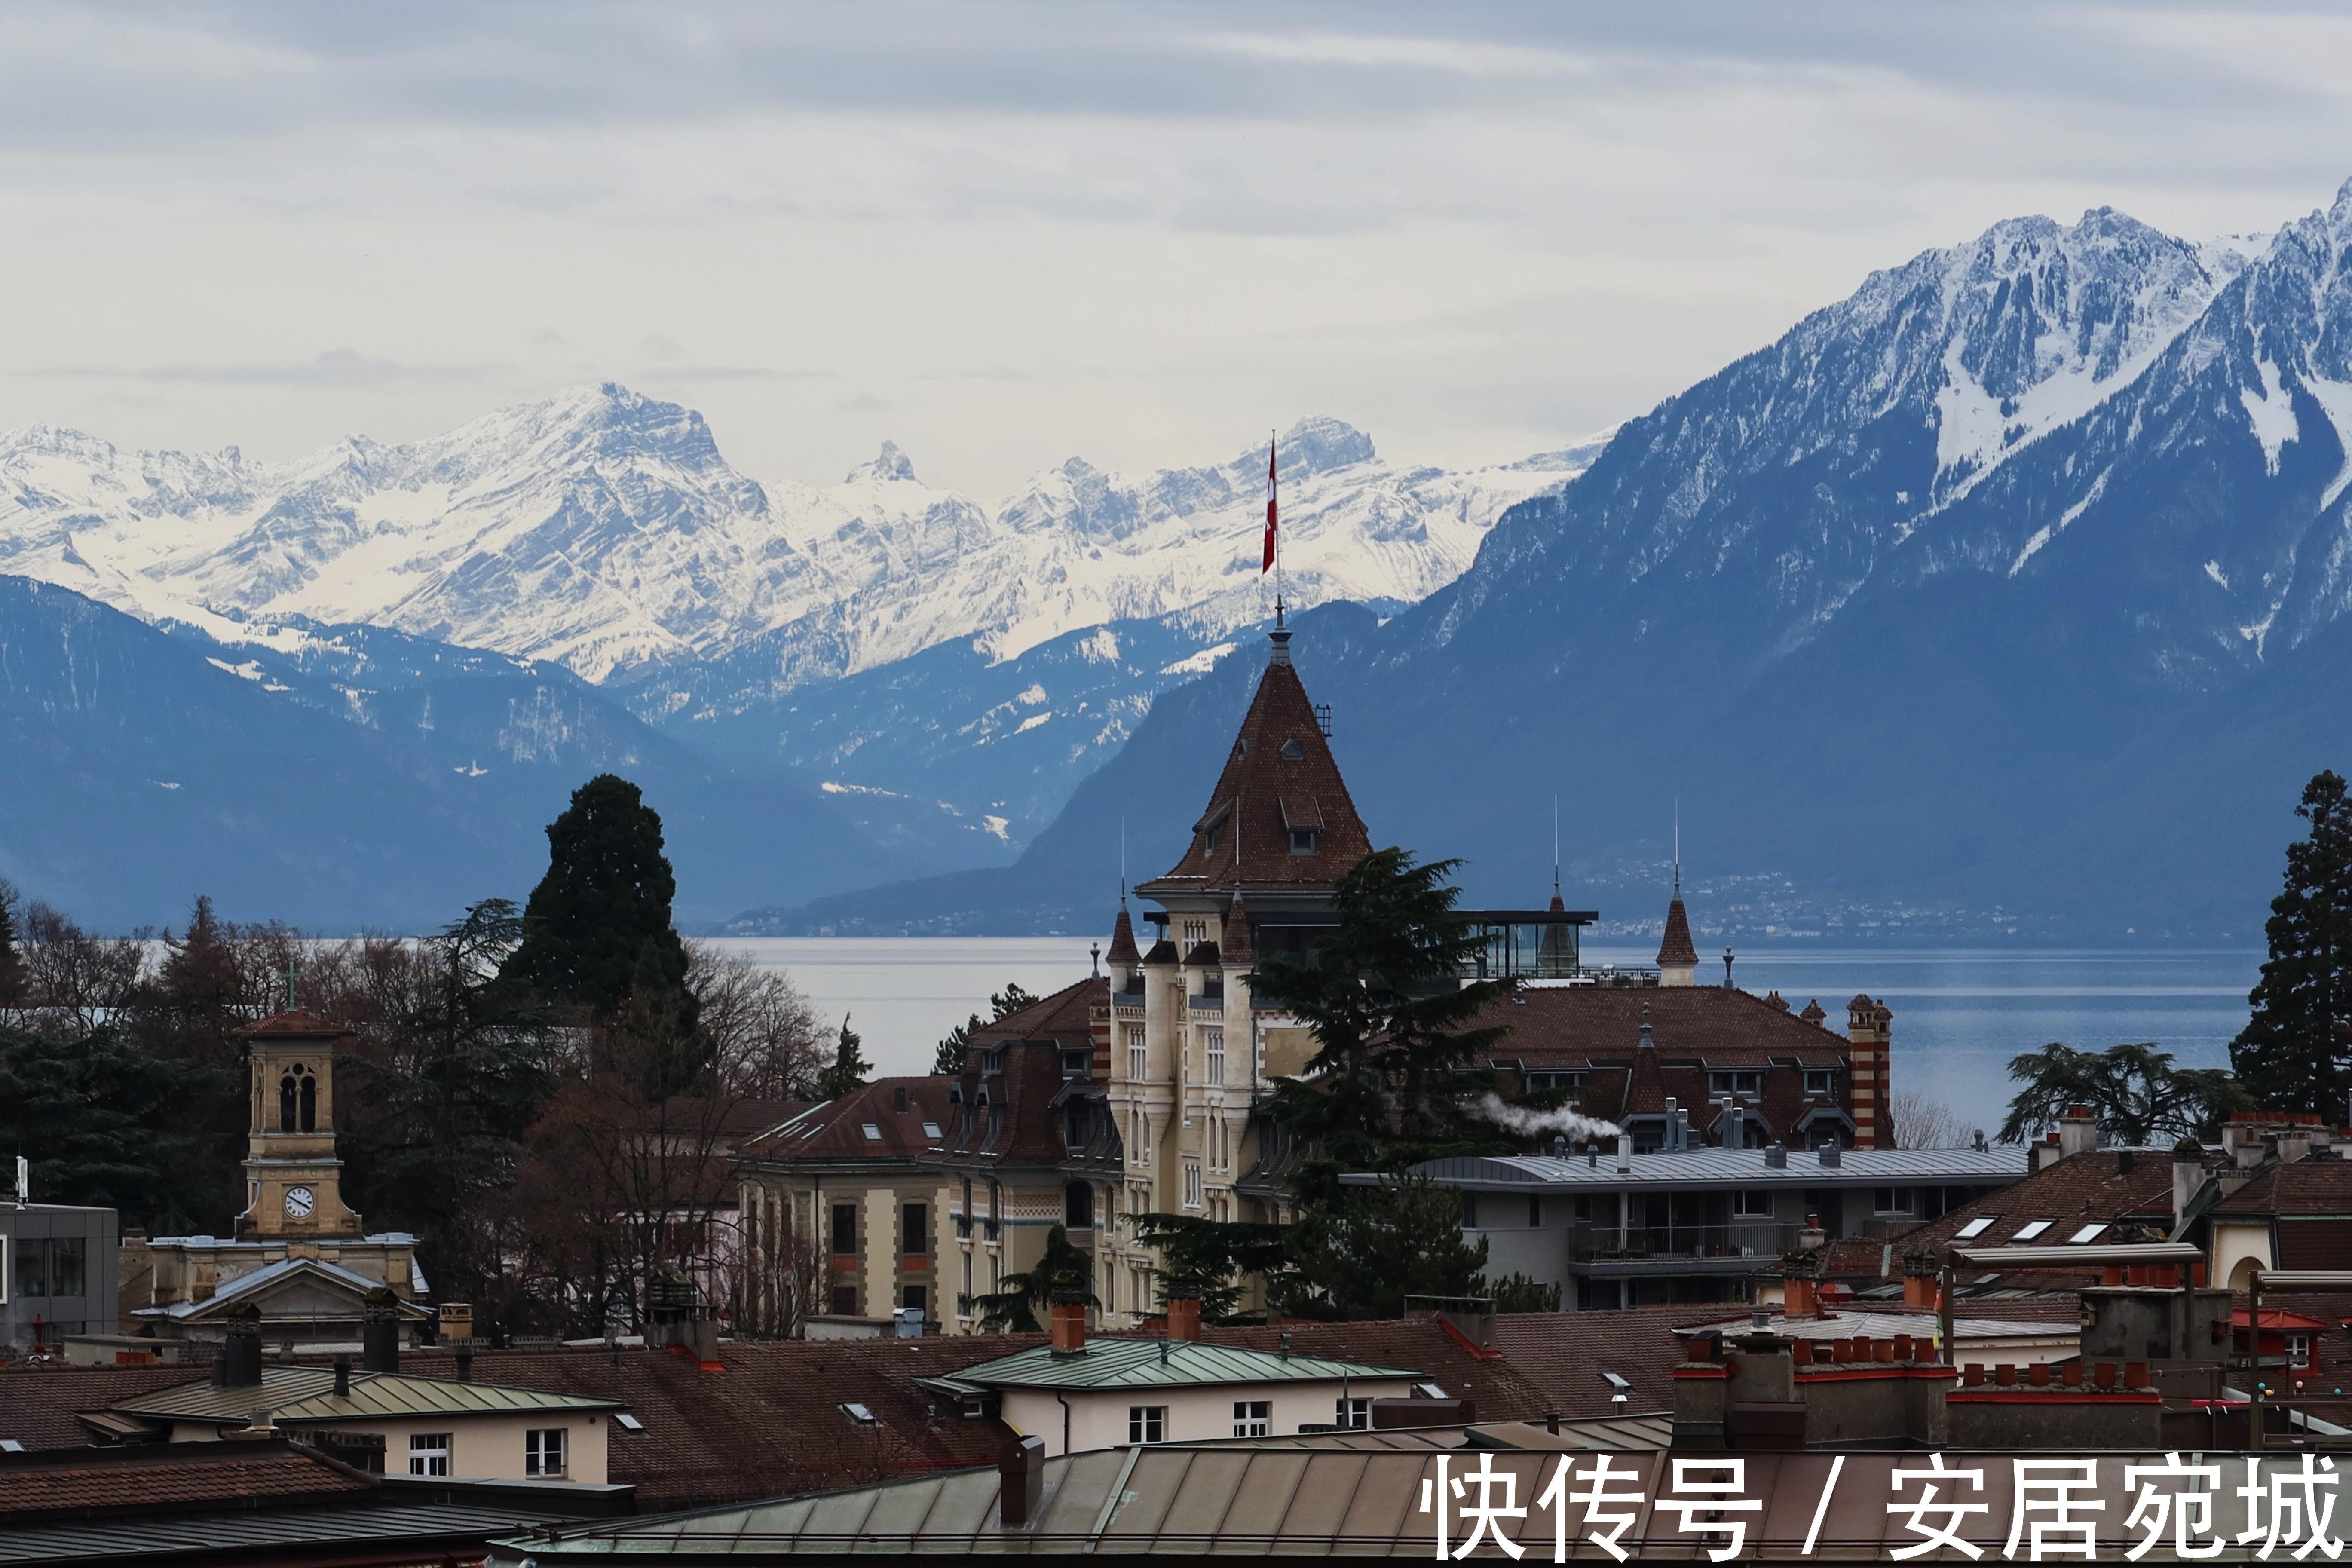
(13, 181), (2352, 937)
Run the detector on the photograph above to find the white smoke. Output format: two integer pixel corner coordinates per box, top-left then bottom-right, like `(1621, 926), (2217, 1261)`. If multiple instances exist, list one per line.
(1470, 1093), (1621, 1142)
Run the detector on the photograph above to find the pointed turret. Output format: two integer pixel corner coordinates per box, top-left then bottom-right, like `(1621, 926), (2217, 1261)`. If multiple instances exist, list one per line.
(1220, 895), (1255, 969)
(1106, 903), (1141, 968)
(1137, 625), (1372, 896)
(1656, 889), (1699, 987)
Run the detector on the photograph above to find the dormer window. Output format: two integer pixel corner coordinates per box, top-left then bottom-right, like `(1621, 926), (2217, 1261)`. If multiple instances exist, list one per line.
(1289, 828), (1317, 854)
(1280, 739), (1304, 760)
(1060, 1049), (1090, 1079)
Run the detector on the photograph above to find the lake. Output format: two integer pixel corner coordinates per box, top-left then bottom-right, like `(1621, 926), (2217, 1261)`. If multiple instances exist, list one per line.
(710, 938), (2268, 1138)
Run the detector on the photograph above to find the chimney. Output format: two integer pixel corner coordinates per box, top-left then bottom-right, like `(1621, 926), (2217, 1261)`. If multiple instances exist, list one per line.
(331, 1355), (350, 1399)
(1784, 1274), (1820, 1320)
(1901, 1255), (1940, 1311)
(1817, 1142), (1842, 1169)
(1845, 996), (1892, 1150)
(2034, 1132), (2064, 1172)
(217, 1310), (263, 1388)
(1616, 1133), (1633, 1173)
(2058, 1106), (2098, 1160)
(998, 1433), (1046, 1528)
(2172, 1138), (2207, 1228)
(1049, 1294), (1088, 1357)
(362, 1288), (401, 1374)
(1765, 1141), (1787, 1170)
(1166, 1292), (1203, 1343)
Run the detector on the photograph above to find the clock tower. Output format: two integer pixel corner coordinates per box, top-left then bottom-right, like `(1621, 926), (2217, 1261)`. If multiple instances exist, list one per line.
(235, 1011), (367, 1241)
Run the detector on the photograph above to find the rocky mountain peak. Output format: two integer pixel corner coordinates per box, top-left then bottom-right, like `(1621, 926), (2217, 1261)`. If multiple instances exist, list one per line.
(843, 440), (919, 485)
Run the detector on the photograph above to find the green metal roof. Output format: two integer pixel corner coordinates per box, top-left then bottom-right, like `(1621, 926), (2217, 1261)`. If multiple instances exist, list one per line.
(940, 1338), (1422, 1391)
(113, 1366), (621, 1425)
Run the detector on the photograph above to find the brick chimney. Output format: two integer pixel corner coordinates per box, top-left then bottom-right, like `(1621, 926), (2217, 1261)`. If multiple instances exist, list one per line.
(1901, 1253), (1941, 1311)
(1049, 1295), (1087, 1357)
(2172, 1138), (2207, 1229)
(1845, 996), (1892, 1149)
(1166, 1291), (1203, 1342)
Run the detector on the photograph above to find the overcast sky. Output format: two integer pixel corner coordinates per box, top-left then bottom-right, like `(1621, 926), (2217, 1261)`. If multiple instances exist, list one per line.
(6, 2), (2352, 495)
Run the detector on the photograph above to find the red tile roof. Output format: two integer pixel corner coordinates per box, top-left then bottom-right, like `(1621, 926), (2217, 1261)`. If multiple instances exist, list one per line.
(0, 1364), (204, 1450)
(1138, 649), (1372, 896)
(2214, 1161), (2352, 1217)
(236, 1009), (355, 1041)
(0, 1440), (371, 1522)
(1488, 1308), (1695, 1418)
(1805, 1148), (2180, 1283)
(1105, 905), (1141, 968)
(739, 1077), (948, 1164)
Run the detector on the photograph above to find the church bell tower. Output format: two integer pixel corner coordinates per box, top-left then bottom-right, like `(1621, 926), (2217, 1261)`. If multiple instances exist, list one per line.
(235, 1011), (367, 1241)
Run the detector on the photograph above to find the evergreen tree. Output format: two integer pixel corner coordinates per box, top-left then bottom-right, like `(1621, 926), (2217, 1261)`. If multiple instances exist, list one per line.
(0, 880), (24, 1012)
(932, 1013), (982, 1075)
(1999, 1041), (2250, 1145)
(972, 1222), (1098, 1332)
(1282, 1175), (1490, 1321)
(503, 775), (696, 1035)
(1251, 847), (1511, 1191)
(931, 980), (1044, 1075)
(817, 1013), (870, 1100)
(2234, 771), (2352, 1116)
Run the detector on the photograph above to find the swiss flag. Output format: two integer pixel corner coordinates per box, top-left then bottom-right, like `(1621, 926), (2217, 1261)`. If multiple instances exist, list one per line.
(1261, 438), (1277, 573)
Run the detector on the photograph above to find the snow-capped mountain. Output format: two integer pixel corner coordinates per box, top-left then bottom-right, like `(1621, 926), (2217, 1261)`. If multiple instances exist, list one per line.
(0, 394), (1584, 690)
(798, 181), (2352, 937)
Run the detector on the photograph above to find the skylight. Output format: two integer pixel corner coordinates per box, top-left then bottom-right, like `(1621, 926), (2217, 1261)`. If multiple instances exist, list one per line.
(2012, 1220), (2053, 1241)
(841, 1403), (880, 1425)
(613, 1413), (645, 1433)
(861, 1124), (882, 1140)
(1601, 1372), (1632, 1391)
(1953, 1216), (1997, 1240)
(922, 1122), (943, 1139)
(2067, 1223), (2109, 1244)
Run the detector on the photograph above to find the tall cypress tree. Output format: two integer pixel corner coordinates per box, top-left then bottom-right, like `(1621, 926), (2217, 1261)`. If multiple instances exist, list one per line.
(2233, 771), (2352, 1116)
(0, 881), (25, 1012)
(504, 775), (695, 1031)
(817, 1013), (870, 1099)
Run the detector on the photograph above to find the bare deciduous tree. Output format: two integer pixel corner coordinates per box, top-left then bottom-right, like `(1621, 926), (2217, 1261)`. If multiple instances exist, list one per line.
(685, 942), (824, 1102)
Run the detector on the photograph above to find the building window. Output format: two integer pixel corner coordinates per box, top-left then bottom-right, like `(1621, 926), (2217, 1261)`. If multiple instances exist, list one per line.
(1183, 1164), (1203, 1209)
(1067, 1181), (1095, 1230)
(830, 1203), (858, 1256)
(962, 1251), (973, 1302)
(1127, 1028), (1147, 1081)
(1733, 1191), (1775, 1218)
(1873, 1188), (1913, 1216)
(2289, 1334), (2314, 1369)
(1205, 1029), (1225, 1085)
(1527, 1194), (1543, 1228)
(1707, 1070), (1763, 1096)
(1129, 1406), (1167, 1444)
(830, 1285), (858, 1315)
(1804, 1069), (1835, 1097)
(1182, 919), (1208, 946)
(901, 1284), (927, 1315)
(1234, 1400), (1271, 1438)
(408, 1432), (452, 1478)
(1336, 1397), (1372, 1430)
(1289, 828), (1317, 854)
(1525, 1070), (1586, 1093)
(1461, 1191), (1479, 1229)
(903, 1202), (928, 1256)
(524, 1428), (567, 1478)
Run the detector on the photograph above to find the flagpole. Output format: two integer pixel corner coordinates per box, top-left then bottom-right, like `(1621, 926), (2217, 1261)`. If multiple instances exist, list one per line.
(1271, 427), (1285, 627)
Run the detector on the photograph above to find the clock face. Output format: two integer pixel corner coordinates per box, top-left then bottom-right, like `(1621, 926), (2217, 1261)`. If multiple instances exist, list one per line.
(284, 1185), (315, 1219)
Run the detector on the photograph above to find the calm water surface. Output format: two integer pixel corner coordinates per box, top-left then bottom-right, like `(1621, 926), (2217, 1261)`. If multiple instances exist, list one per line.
(713, 938), (2266, 1137)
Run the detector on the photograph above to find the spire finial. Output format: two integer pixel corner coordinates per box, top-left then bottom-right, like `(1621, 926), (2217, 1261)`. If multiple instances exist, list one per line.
(1552, 793), (1561, 900)
(1672, 799), (1681, 898)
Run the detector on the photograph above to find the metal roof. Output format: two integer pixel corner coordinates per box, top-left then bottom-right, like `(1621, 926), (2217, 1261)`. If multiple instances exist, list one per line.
(1668, 1308), (2074, 1343)
(0, 1502), (577, 1565)
(941, 1338), (1422, 1391)
(128, 1255), (432, 1321)
(1393, 1146), (2029, 1193)
(112, 1365), (620, 1425)
(490, 1446), (2328, 1560)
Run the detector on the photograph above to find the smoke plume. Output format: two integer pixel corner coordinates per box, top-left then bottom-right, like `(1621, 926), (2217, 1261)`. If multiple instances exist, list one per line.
(1470, 1093), (1621, 1142)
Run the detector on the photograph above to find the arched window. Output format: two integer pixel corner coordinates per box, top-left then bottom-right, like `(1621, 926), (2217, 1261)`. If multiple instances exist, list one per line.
(299, 1072), (317, 1133)
(279, 1072), (298, 1133)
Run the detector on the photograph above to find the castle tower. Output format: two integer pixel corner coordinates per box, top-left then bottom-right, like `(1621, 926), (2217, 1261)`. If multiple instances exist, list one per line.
(1102, 617), (1372, 1323)
(1846, 995), (1894, 1149)
(235, 1011), (368, 1241)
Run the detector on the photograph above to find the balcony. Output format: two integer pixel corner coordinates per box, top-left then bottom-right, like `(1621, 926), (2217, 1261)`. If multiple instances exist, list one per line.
(953, 1213), (972, 1240)
(1189, 990), (1225, 1012)
(983, 1219), (1001, 1244)
(1565, 1221), (1797, 1268)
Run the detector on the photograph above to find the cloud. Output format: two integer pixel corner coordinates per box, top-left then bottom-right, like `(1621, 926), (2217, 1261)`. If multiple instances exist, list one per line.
(34, 349), (502, 386)
(637, 365), (836, 383)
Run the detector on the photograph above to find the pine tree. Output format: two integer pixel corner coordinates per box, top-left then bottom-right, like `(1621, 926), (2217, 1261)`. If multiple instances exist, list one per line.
(972, 1223), (1098, 1332)
(817, 1013), (869, 1100)
(932, 1012), (983, 1075)
(0, 880), (25, 1012)
(503, 775), (695, 1032)
(2234, 771), (2352, 1116)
